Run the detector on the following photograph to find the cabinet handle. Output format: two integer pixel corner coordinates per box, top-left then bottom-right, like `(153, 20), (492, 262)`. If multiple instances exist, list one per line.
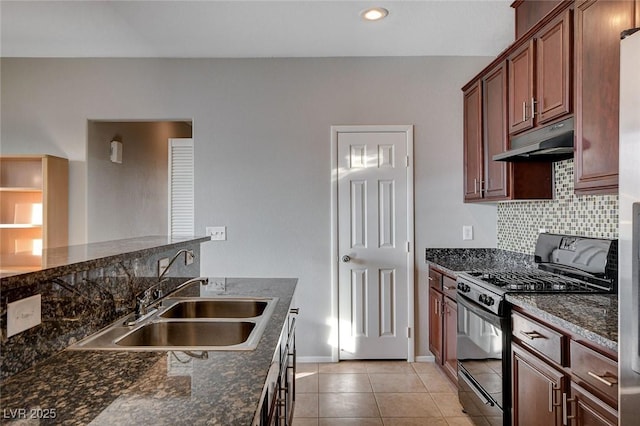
(531, 97), (537, 117)
(434, 299), (439, 315)
(522, 100), (527, 122)
(444, 285), (456, 291)
(562, 393), (576, 425)
(520, 330), (544, 340)
(548, 382), (554, 412)
(474, 178), (478, 194)
(290, 308), (299, 315)
(587, 371), (618, 387)
(428, 277), (433, 281)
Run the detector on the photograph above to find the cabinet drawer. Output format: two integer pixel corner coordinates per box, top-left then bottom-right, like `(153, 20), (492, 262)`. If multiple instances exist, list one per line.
(429, 268), (442, 290)
(570, 340), (618, 405)
(442, 275), (457, 300)
(512, 311), (566, 365)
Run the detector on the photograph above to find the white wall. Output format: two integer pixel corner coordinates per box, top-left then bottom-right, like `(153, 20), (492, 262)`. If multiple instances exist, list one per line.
(87, 121), (192, 243)
(0, 57), (497, 359)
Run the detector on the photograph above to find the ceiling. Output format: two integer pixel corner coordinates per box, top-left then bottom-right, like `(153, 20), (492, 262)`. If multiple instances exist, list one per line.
(0, 1), (514, 58)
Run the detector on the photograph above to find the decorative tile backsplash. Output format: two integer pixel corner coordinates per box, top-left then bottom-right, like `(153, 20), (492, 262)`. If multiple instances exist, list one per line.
(497, 159), (618, 254)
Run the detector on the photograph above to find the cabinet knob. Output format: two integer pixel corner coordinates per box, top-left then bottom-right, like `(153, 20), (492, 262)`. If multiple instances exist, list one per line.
(342, 255), (351, 263)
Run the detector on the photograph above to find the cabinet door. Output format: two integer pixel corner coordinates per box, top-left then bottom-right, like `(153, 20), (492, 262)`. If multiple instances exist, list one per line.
(463, 81), (483, 201)
(442, 296), (458, 382)
(568, 382), (618, 426)
(508, 40), (535, 135)
(574, 0), (634, 194)
(429, 288), (443, 364)
(512, 343), (565, 426)
(536, 9), (572, 124)
(482, 62), (510, 199)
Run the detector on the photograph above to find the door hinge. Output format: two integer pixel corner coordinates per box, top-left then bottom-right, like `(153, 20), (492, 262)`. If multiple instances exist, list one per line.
(407, 327), (411, 338)
(405, 156), (410, 167)
(406, 241), (411, 253)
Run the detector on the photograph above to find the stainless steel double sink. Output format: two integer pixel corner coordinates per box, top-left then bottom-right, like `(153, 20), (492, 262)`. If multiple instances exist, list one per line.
(69, 283), (278, 351)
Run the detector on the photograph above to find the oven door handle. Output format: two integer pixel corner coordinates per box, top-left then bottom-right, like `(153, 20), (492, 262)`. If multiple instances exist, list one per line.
(459, 368), (494, 406)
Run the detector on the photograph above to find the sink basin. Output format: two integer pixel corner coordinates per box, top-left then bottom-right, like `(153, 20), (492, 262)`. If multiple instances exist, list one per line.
(116, 321), (256, 347)
(67, 288), (279, 351)
(160, 300), (267, 319)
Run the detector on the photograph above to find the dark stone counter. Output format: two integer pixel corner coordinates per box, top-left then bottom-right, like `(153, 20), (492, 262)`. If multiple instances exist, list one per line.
(0, 277), (297, 425)
(425, 248), (535, 276)
(506, 293), (618, 352)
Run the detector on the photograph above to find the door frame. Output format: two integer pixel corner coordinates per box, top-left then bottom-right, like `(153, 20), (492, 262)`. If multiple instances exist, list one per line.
(330, 124), (415, 362)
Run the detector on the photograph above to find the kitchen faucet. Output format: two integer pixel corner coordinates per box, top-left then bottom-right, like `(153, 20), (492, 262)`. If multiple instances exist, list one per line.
(126, 276), (208, 326)
(125, 250), (199, 326)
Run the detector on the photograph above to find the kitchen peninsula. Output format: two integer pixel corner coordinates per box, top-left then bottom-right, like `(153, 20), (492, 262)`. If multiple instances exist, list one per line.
(0, 237), (298, 425)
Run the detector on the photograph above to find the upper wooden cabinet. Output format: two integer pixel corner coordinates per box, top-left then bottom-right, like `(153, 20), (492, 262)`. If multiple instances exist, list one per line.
(483, 63), (510, 199)
(463, 81), (483, 201)
(508, 9), (572, 135)
(512, 0), (567, 39)
(574, 0), (635, 194)
(463, 63), (553, 203)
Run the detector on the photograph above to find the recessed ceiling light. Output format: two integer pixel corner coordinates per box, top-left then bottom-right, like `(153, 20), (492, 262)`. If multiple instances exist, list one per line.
(361, 7), (389, 22)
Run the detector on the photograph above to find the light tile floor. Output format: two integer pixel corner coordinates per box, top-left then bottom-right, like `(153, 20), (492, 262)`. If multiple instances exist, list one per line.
(293, 361), (475, 426)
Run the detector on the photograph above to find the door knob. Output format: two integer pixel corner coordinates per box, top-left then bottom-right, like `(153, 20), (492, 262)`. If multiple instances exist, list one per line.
(342, 255), (351, 263)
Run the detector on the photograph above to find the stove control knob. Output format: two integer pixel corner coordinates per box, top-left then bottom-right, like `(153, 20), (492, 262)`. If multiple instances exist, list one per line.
(457, 283), (470, 293)
(478, 294), (494, 306)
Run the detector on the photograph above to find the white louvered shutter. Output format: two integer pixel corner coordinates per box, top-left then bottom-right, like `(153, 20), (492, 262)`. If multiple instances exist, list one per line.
(168, 138), (194, 237)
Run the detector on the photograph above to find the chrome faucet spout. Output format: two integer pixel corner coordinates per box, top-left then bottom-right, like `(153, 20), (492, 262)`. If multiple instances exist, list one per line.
(126, 277), (208, 326)
(158, 249), (194, 280)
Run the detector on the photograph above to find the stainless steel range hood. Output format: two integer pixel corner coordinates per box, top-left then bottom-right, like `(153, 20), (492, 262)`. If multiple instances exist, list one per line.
(493, 117), (574, 162)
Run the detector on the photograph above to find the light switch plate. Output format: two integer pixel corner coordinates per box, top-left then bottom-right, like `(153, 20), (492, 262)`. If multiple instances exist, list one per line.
(7, 294), (42, 337)
(206, 226), (227, 241)
(462, 225), (473, 241)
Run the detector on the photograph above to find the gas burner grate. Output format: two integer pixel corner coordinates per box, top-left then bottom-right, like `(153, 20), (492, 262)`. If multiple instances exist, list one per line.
(467, 270), (605, 293)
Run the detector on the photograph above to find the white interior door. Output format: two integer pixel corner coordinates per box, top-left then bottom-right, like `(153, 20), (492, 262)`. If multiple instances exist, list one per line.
(335, 126), (413, 359)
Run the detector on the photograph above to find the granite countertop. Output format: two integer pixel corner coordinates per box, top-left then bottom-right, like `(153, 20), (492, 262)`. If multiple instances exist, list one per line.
(425, 249), (618, 353)
(506, 293), (618, 352)
(0, 235), (210, 283)
(425, 248), (535, 277)
(0, 277), (297, 425)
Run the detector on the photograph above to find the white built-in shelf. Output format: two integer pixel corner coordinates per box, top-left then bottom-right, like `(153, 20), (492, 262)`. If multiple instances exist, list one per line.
(0, 187), (43, 192)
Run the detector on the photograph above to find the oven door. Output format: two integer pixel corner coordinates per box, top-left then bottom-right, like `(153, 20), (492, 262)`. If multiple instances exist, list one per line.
(457, 294), (509, 425)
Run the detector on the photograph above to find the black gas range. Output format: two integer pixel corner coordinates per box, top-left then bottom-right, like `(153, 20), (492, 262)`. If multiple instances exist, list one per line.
(455, 233), (617, 426)
(457, 233), (617, 316)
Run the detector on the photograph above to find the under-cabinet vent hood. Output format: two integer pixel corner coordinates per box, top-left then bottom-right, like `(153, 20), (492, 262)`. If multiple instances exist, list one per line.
(493, 117), (574, 162)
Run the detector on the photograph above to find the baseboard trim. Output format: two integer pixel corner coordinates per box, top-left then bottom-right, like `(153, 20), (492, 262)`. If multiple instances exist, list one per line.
(296, 356), (334, 364)
(415, 355), (436, 363)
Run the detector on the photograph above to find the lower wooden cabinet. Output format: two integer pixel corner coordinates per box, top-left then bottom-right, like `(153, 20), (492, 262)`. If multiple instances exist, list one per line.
(442, 296), (458, 381)
(569, 382), (618, 426)
(511, 309), (618, 426)
(512, 342), (566, 426)
(428, 266), (457, 383)
(255, 308), (297, 426)
(429, 287), (444, 364)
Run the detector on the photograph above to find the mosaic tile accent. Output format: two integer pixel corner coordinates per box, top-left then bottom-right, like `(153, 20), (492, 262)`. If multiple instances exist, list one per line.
(497, 159), (619, 255)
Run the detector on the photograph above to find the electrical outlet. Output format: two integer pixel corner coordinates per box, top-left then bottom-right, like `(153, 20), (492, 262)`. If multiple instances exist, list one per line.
(185, 250), (194, 265)
(206, 226), (227, 241)
(158, 257), (169, 277)
(7, 294), (42, 337)
(462, 225), (473, 241)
